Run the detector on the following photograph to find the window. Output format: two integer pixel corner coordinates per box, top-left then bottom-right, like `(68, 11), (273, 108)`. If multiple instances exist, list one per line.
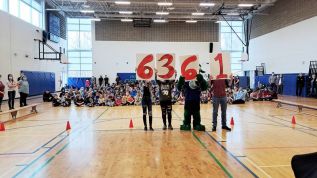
(220, 21), (244, 76)
(9, 0), (19, 17)
(20, 1), (31, 23)
(0, 0), (8, 11)
(67, 18), (93, 78)
(6, 0), (43, 28)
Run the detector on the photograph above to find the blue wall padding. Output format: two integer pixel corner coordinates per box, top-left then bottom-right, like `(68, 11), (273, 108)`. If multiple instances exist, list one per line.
(22, 71), (55, 96)
(239, 76), (249, 88)
(254, 73), (308, 97)
(117, 73), (136, 82)
(67, 77), (90, 89)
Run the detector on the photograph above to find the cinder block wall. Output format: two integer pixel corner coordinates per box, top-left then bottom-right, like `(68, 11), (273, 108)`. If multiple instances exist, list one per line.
(95, 21), (219, 42)
(251, 0), (317, 39)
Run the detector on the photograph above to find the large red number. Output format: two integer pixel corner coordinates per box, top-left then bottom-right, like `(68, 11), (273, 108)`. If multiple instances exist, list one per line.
(214, 53), (227, 79)
(181, 55), (198, 80)
(158, 54), (175, 79)
(137, 54), (154, 80)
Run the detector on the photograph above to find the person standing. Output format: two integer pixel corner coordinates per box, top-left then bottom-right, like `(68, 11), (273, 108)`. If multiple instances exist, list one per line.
(7, 74), (17, 110)
(104, 75), (109, 86)
(98, 75), (103, 87)
(17, 71), (24, 82)
(296, 73), (305, 96)
(155, 72), (174, 130)
(141, 81), (153, 131)
(310, 74), (317, 97)
(18, 75), (29, 107)
(210, 75), (232, 132)
(269, 72), (277, 92)
(276, 74), (283, 94)
(0, 74), (5, 112)
(115, 75), (121, 85)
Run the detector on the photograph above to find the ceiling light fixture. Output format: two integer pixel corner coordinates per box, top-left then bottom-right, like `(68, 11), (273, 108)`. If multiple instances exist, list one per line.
(90, 18), (101, 21)
(157, 2), (173, 6)
(186, 20), (197, 23)
(192, 12), (205, 16)
(156, 12), (169, 15)
(119, 11), (133, 14)
(199, 3), (215, 7)
(121, 19), (133, 22)
(115, 1), (131, 5)
(80, 10), (95, 13)
(238, 4), (254, 7)
(153, 19), (167, 23)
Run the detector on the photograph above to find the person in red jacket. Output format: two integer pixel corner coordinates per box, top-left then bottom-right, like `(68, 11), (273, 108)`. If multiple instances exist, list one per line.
(210, 75), (233, 132)
(0, 74), (5, 112)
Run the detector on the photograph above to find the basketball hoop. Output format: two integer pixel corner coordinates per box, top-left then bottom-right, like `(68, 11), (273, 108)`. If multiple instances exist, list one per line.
(60, 54), (69, 64)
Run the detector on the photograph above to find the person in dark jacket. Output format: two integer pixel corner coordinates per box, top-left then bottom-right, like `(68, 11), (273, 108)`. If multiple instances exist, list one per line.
(141, 81), (153, 131)
(296, 73), (305, 96)
(104, 75), (109, 86)
(98, 75), (103, 87)
(43, 90), (53, 102)
(0, 74), (5, 112)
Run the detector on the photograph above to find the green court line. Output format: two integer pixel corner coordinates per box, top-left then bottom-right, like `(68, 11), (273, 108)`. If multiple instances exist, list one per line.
(192, 131), (233, 178)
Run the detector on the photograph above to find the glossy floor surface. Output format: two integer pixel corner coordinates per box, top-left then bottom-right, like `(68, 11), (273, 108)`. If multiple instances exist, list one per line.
(0, 96), (317, 178)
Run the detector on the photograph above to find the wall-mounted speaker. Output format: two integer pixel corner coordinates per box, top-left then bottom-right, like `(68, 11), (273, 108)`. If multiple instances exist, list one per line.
(209, 42), (213, 53)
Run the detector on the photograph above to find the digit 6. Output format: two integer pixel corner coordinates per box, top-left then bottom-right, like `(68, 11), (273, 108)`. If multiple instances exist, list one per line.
(158, 54), (175, 79)
(137, 54), (154, 80)
(181, 55), (198, 80)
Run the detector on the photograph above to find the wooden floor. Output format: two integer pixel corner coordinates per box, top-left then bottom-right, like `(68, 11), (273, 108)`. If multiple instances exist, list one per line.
(1, 96), (317, 178)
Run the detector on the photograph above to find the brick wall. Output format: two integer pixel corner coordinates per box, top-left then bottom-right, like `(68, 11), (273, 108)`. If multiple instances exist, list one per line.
(251, 0), (317, 39)
(95, 20), (219, 42)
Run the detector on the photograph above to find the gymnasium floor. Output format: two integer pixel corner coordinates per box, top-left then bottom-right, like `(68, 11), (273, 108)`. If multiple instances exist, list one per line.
(0, 96), (317, 178)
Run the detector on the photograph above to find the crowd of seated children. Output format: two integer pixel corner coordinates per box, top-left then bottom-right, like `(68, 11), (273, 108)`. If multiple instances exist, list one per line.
(50, 75), (258, 107)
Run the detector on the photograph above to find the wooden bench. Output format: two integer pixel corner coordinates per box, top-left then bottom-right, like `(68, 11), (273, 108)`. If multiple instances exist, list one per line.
(273, 99), (317, 112)
(0, 103), (39, 119)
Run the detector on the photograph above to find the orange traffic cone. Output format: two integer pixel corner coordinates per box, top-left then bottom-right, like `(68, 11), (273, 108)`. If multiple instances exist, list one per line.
(66, 121), (71, 131)
(0, 122), (5, 131)
(230, 117), (234, 125)
(129, 119), (134, 128)
(292, 116), (296, 125)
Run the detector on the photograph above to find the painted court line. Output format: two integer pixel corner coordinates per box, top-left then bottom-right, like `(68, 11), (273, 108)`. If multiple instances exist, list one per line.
(244, 157), (272, 178)
(12, 108), (109, 178)
(205, 132), (259, 178)
(192, 131), (233, 178)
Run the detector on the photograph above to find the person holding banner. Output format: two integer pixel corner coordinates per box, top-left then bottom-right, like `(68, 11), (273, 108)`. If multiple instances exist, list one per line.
(178, 74), (208, 131)
(210, 75), (232, 132)
(155, 71), (175, 130)
(141, 81), (154, 131)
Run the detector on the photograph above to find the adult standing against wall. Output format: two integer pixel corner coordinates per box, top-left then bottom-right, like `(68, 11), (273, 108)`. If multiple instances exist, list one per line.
(276, 74), (283, 94)
(18, 75), (29, 107)
(115, 75), (121, 85)
(0, 74), (5, 112)
(98, 75), (103, 87)
(269, 72), (277, 92)
(296, 73), (305, 96)
(104, 75), (109, 86)
(7, 74), (17, 110)
(310, 74), (317, 97)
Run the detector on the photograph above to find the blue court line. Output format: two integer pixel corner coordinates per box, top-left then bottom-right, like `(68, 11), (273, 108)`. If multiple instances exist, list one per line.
(270, 115), (317, 131)
(0, 131), (66, 155)
(6, 122), (66, 131)
(205, 132), (258, 178)
(243, 110), (317, 138)
(12, 108), (109, 178)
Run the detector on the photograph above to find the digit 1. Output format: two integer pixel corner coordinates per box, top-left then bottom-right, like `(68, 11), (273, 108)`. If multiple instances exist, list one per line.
(214, 53), (227, 79)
